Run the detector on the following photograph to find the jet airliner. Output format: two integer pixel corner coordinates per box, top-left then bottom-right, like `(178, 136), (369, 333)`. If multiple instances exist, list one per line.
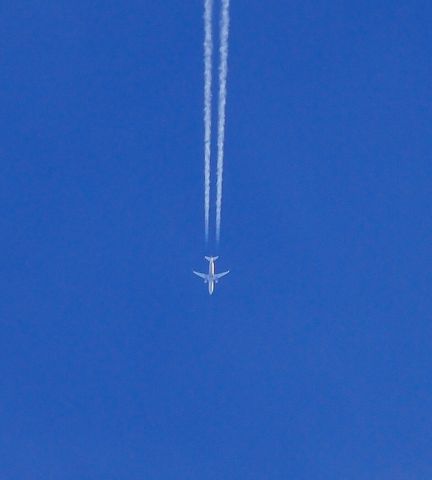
(193, 256), (229, 295)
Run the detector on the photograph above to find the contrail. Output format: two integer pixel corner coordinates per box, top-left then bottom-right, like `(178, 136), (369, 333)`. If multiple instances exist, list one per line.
(215, 0), (230, 244)
(203, 0), (213, 242)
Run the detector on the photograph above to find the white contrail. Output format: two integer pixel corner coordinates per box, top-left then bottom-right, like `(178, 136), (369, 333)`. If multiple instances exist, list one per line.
(215, 0), (230, 244)
(203, 0), (213, 242)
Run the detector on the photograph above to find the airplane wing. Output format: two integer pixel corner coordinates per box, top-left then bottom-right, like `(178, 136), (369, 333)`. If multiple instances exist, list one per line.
(193, 271), (209, 282)
(214, 270), (229, 280)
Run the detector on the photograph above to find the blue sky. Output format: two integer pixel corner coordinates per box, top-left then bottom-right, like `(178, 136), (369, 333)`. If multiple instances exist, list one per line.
(1, 1), (431, 478)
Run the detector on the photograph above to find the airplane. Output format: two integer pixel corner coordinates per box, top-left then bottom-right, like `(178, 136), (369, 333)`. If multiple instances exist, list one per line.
(193, 256), (229, 295)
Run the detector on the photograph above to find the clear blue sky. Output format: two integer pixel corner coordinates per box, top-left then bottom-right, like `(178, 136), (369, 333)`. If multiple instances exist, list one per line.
(1, 1), (431, 478)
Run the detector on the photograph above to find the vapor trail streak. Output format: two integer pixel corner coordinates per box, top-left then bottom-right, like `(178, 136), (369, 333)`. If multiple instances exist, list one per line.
(215, 0), (230, 244)
(203, 0), (213, 242)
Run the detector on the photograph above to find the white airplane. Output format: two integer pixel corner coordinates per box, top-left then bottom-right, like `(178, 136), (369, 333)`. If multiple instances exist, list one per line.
(193, 256), (229, 295)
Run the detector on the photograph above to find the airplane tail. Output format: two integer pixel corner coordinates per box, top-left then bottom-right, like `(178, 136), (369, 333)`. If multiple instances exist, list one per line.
(205, 256), (219, 262)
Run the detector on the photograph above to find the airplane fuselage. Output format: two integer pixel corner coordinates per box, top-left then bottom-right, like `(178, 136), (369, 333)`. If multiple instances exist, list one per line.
(207, 258), (216, 295)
